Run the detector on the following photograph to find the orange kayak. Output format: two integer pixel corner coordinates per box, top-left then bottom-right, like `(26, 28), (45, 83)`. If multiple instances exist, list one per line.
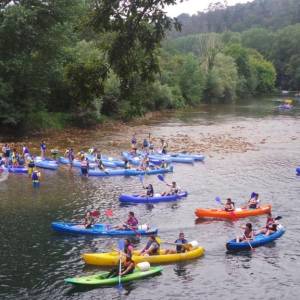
(195, 204), (271, 219)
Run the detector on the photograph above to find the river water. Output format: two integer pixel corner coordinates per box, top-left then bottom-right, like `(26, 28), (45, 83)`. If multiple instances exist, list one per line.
(0, 98), (300, 300)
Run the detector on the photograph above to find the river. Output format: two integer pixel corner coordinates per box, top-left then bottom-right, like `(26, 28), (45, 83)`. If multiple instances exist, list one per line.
(0, 97), (300, 300)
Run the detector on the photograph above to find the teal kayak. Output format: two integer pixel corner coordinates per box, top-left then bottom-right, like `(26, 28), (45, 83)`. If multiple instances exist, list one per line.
(65, 266), (162, 286)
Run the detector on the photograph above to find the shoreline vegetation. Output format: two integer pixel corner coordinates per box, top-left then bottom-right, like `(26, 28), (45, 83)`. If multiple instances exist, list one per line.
(0, 0), (282, 134)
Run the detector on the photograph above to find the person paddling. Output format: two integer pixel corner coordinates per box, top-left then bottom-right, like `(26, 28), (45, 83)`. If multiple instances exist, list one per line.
(237, 223), (254, 242)
(247, 193), (260, 209)
(141, 183), (154, 197)
(140, 235), (160, 256)
(116, 211), (138, 230)
(161, 181), (180, 196)
(224, 198), (235, 212)
(106, 255), (135, 278)
(165, 232), (191, 254)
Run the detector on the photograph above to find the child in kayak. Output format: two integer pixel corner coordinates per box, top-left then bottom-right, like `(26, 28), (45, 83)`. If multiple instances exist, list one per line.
(237, 223), (254, 242)
(141, 184), (154, 197)
(106, 255), (135, 278)
(165, 232), (191, 254)
(84, 211), (93, 229)
(140, 235), (160, 256)
(224, 198), (235, 211)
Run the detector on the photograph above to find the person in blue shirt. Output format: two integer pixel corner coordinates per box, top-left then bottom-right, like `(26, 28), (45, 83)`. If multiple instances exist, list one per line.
(165, 232), (190, 254)
(40, 141), (46, 158)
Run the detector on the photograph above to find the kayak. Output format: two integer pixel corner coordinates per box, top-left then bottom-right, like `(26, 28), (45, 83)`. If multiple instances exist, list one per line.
(170, 153), (205, 162)
(149, 154), (194, 164)
(59, 157), (116, 169)
(51, 222), (158, 236)
(65, 266), (162, 286)
(119, 191), (188, 204)
(296, 167), (300, 175)
(195, 204), (272, 219)
(226, 225), (285, 251)
(122, 152), (171, 166)
(278, 104), (293, 110)
(83, 247), (205, 266)
(34, 157), (58, 170)
(87, 166), (173, 177)
(3, 166), (28, 173)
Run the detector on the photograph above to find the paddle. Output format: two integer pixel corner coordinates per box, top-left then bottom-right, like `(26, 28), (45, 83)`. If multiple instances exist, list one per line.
(156, 237), (192, 249)
(242, 233), (254, 251)
(139, 174), (145, 187)
(117, 239), (125, 290)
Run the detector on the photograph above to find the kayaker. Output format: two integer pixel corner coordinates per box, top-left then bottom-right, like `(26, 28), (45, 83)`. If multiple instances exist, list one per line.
(40, 141), (46, 158)
(224, 198), (235, 212)
(139, 156), (150, 170)
(84, 211), (93, 229)
(161, 139), (168, 154)
(124, 159), (131, 169)
(31, 169), (41, 186)
(97, 157), (105, 171)
(237, 223), (254, 242)
(67, 148), (75, 168)
(124, 238), (134, 258)
(161, 181), (180, 196)
(142, 137), (149, 150)
(80, 158), (89, 176)
(116, 211), (138, 230)
(140, 235), (160, 256)
(131, 133), (137, 149)
(106, 255), (135, 278)
(28, 159), (35, 176)
(256, 213), (277, 235)
(141, 184), (154, 197)
(247, 193), (260, 209)
(165, 232), (191, 254)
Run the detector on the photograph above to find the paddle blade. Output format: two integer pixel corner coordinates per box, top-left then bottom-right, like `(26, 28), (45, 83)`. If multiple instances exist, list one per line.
(118, 239), (125, 251)
(275, 216), (282, 221)
(156, 237), (162, 244)
(157, 174), (165, 182)
(215, 197), (222, 205)
(250, 192), (256, 198)
(105, 209), (113, 217)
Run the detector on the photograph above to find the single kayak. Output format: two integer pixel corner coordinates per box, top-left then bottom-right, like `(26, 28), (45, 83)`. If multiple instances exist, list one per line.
(226, 225), (285, 251)
(122, 151), (171, 166)
(170, 153), (205, 162)
(34, 157), (58, 170)
(59, 157), (115, 169)
(87, 166), (173, 177)
(119, 191), (188, 204)
(278, 104), (293, 110)
(83, 247), (205, 266)
(3, 166), (28, 174)
(149, 154), (194, 164)
(296, 167), (300, 175)
(195, 205), (272, 219)
(65, 266), (162, 286)
(51, 222), (158, 236)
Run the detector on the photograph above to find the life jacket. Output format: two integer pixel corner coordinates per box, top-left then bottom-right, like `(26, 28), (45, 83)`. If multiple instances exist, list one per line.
(81, 160), (88, 168)
(32, 172), (39, 181)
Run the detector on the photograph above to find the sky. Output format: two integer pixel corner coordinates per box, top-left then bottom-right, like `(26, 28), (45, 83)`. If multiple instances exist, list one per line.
(166, 0), (254, 17)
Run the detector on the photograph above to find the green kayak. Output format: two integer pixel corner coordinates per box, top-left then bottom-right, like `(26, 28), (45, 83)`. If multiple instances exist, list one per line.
(65, 266), (162, 286)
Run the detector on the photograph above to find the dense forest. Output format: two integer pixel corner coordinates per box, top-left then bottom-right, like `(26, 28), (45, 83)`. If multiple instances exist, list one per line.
(0, 0), (297, 132)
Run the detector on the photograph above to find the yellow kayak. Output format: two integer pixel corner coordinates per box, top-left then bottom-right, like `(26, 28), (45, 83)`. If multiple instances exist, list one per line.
(83, 247), (205, 266)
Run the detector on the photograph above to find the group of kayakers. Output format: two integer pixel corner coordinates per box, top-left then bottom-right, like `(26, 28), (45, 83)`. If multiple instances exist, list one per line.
(131, 133), (168, 154)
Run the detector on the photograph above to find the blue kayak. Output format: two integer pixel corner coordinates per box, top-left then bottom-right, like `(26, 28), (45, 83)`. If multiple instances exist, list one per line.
(226, 226), (285, 251)
(119, 191), (188, 204)
(87, 166), (173, 177)
(35, 158), (58, 170)
(59, 157), (116, 169)
(122, 152), (171, 166)
(51, 222), (158, 236)
(3, 166), (28, 173)
(296, 167), (300, 175)
(169, 153), (205, 162)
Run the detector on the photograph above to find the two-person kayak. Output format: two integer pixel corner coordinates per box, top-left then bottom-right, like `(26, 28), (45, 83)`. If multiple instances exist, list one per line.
(195, 205), (272, 219)
(51, 222), (158, 236)
(119, 191), (188, 204)
(226, 225), (285, 251)
(65, 266), (162, 286)
(83, 246), (205, 266)
(87, 166), (173, 177)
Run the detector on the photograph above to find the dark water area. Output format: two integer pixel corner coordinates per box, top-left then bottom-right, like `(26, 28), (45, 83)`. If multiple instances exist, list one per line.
(0, 97), (300, 299)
